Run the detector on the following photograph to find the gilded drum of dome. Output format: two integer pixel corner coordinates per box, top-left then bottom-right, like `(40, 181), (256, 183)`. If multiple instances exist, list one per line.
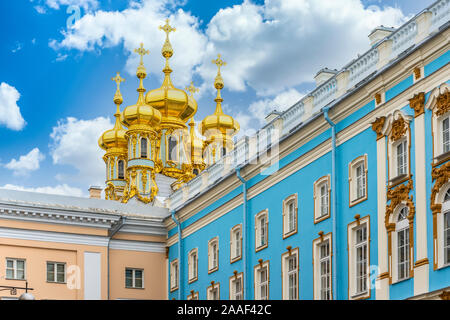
(122, 103), (162, 127)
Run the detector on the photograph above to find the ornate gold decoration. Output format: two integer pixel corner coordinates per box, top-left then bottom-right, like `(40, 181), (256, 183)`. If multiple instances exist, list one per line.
(413, 67), (421, 80)
(409, 92), (425, 117)
(385, 179), (414, 228)
(430, 161), (450, 211)
(435, 90), (450, 116)
(375, 93), (382, 105)
(371, 116), (386, 140)
(439, 291), (450, 300)
(390, 117), (407, 142)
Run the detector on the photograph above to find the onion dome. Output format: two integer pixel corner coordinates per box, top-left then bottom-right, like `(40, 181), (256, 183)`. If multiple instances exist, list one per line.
(99, 72), (128, 152)
(122, 43), (162, 128)
(200, 54), (239, 142)
(145, 19), (197, 127)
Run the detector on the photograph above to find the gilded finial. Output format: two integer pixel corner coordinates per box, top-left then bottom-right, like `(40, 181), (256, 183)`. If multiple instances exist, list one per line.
(212, 54), (226, 90)
(159, 19), (176, 60)
(111, 72), (125, 107)
(185, 81), (199, 97)
(134, 42), (149, 66)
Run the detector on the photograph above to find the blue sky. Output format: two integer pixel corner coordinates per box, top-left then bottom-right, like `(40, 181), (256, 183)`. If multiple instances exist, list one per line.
(0, 0), (436, 196)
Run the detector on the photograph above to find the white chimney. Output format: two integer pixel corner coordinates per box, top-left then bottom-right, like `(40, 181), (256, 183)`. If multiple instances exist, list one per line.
(314, 68), (338, 87)
(368, 26), (396, 47)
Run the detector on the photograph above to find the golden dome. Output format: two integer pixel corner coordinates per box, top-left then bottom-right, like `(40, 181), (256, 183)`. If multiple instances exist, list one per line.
(99, 73), (128, 152)
(200, 54), (239, 140)
(145, 19), (197, 127)
(121, 43), (162, 128)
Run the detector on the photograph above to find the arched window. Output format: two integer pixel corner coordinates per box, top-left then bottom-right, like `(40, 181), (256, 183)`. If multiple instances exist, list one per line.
(396, 207), (410, 281)
(168, 136), (178, 161)
(141, 138), (148, 158)
(222, 147), (227, 157)
(118, 160), (124, 179)
(444, 188), (450, 265)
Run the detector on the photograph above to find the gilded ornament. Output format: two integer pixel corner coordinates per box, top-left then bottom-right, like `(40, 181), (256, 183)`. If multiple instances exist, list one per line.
(390, 117), (407, 142)
(435, 90), (450, 116)
(409, 92), (425, 117)
(371, 116), (386, 140)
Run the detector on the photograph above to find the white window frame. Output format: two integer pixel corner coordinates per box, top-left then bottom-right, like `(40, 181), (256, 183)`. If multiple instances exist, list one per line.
(255, 210), (268, 252)
(348, 155), (368, 206)
(207, 282), (220, 300)
(281, 248), (299, 300)
(348, 216), (370, 300)
(283, 194), (298, 238)
(391, 206), (411, 283)
(229, 272), (243, 300)
(5, 258), (25, 280)
(208, 237), (219, 273)
(441, 115), (450, 154)
(188, 248), (198, 283)
(436, 184), (450, 269)
(395, 139), (408, 177)
(254, 261), (270, 300)
(46, 262), (66, 284)
(170, 259), (179, 292)
(314, 175), (331, 223)
(313, 233), (332, 300)
(125, 267), (144, 289)
(230, 225), (242, 263)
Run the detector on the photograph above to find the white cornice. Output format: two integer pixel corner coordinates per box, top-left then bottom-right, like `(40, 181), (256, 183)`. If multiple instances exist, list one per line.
(109, 239), (166, 253)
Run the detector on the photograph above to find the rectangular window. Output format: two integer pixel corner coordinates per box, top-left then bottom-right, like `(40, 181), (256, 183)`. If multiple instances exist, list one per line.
(445, 212), (450, 265)
(125, 268), (143, 289)
(208, 238), (219, 272)
(208, 283), (220, 300)
(396, 140), (407, 176)
(355, 226), (368, 294)
(188, 249), (198, 282)
(287, 256), (297, 300)
(231, 226), (242, 262)
(320, 184), (329, 217)
(443, 117), (450, 153)
(255, 211), (268, 251)
(397, 228), (410, 280)
(47, 262), (66, 283)
(319, 241), (331, 300)
(6, 259), (25, 280)
(356, 163), (366, 199)
(288, 202), (296, 232)
(260, 217), (267, 246)
(170, 260), (179, 290)
(232, 277), (243, 300)
(259, 267), (268, 300)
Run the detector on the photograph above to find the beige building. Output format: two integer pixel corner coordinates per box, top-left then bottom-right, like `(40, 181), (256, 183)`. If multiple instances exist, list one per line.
(0, 188), (168, 300)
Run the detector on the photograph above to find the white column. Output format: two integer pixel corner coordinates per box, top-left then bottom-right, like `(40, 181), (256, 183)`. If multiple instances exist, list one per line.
(375, 136), (389, 300)
(413, 112), (429, 295)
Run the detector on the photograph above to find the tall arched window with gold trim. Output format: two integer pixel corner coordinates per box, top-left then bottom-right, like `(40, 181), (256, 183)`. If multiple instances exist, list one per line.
(118, 160), (124, 179)
(140, 138), (148, 158)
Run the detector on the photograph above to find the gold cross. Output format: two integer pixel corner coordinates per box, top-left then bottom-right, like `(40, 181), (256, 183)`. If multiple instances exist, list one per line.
(134, 42), (149, 65)
(111, 72), (125, 89)
(159, 19), (176, 38)
(212, 54), (226, 74)
(185, 81), (199, 96)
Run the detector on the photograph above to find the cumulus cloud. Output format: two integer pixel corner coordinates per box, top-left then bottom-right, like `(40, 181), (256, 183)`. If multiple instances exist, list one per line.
(4, 148), (45, 176)
(51, 0), (407, 97)
(0, 83), (26, 131)
(49, 116), (113, 187)
(248, 88), (305, 126)
(30, 0), (98, 12)
(1, 184), (83, 197)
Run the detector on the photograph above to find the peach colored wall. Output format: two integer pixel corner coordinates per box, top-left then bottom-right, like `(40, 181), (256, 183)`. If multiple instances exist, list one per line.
(0, 237), (108, 300)
(109, 249), (166, 300)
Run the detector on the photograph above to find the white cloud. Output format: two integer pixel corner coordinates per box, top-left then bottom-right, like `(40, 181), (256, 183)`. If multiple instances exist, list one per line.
(11, 42), (23, 53)
(49, 116), (113, 187)
(50, 0), (408, 97)
(1, 184), (84, 197)
(249, 88), (305, 126)
(0, 83), (26, 131)
(31, 0), (98, 12)
(4, 148), (45, 176)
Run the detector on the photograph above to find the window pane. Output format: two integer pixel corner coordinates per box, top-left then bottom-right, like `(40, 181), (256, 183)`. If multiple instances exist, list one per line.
(47, 263), (55, 281)
(443, 118), (450, 153)
(6, 260), (13, 269)
(135, 278), (143, 288)
(16, 260), (25, 271)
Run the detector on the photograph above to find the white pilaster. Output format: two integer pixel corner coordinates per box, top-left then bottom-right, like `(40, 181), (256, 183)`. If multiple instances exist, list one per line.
(375, 136), (389, 299)
(413, 112), (430, 295)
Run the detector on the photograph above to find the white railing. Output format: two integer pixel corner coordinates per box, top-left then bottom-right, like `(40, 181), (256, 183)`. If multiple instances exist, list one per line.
(390, 20), (418, 59)
(347, 48), (379, 89)
(430, 0), (450, 31)
(312, 78), (337, 113)
(167, 0), (449, 210)
(281, 102), (305, 135)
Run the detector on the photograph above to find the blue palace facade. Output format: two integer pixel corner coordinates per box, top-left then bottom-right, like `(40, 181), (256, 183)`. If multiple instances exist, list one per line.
(164, 0), (450, 300)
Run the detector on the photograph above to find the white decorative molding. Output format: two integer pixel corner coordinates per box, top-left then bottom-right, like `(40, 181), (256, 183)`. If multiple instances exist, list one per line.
(109, 239), (166, 253)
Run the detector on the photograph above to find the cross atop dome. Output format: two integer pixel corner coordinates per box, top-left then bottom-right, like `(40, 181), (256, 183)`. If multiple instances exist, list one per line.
(159, 19), (176, 38)
(185, 81), (199, 97)
(212, 54), (226, 75)
(134, 43), (149, 66)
